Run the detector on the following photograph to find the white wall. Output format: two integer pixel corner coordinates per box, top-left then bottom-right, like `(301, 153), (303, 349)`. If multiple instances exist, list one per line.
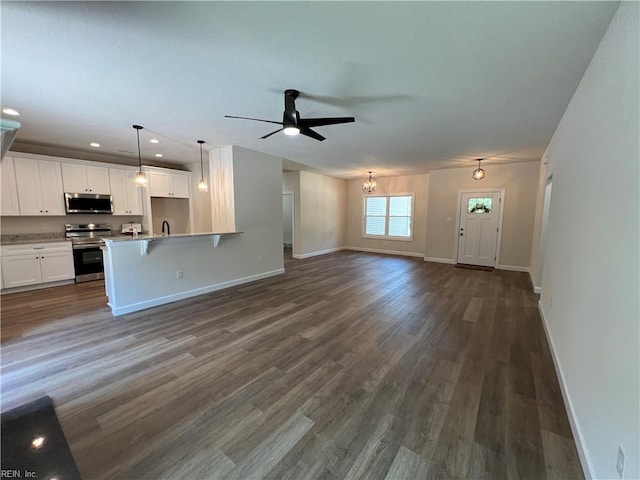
(425, 162), (540, 268)
(297, 171), (347, 258)
(231, 146), (284, 270)
(345, 173), (428, 257)
(538, 3), (639, 478)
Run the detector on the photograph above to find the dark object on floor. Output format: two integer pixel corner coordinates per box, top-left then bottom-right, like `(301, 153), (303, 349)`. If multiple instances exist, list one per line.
(1, 396), (82, 479)
(455, 263), (495, 271)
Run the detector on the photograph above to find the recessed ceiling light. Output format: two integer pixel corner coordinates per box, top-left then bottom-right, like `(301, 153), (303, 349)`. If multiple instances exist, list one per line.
(2, 108), (20, 116)
(155, 153), (163, 158)
(149, 139), (159, 144)
(31, 436), (45, 448)
(90, 142), (100, 148)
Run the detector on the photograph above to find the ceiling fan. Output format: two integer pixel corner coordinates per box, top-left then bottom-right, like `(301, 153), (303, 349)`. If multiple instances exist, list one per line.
(225, 89), (355, 141)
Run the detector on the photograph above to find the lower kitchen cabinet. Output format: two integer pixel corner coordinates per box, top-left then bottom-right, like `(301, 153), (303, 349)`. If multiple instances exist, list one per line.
(1, 242), (75, 289)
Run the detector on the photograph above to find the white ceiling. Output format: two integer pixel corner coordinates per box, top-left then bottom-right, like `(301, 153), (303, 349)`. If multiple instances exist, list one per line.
(1, 1), (618, 179)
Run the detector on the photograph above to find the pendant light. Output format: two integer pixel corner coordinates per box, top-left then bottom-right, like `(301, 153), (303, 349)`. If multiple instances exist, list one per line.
(132, 124), (147, 186)
(472, 159), (486, 181)
(197, 140), (208, 192)
(362, 171), (378, 194)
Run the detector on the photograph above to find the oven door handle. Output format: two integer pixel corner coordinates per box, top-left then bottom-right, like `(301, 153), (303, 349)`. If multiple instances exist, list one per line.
(72, 244), (103, 250)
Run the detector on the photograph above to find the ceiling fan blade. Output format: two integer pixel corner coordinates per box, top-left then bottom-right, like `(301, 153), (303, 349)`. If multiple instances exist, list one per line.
(300, 127), (326, 141)
(298, 117), (355, 128)
(225, 115), (283, 126)
(260, 128), (284, 139)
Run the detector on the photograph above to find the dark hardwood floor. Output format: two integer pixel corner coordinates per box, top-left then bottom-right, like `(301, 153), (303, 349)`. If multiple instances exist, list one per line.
(1, 251), (583, 479)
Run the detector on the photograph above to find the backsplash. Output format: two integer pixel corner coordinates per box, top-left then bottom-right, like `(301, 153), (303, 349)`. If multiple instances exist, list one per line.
(0, 214), (143, 235)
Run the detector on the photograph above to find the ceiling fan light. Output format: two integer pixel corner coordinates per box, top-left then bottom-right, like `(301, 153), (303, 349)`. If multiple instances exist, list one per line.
(283, 126), (300, 136)
(362, 171), (378, 194)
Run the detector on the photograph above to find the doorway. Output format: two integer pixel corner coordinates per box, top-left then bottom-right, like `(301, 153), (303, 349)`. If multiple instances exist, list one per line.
(535, 178), (553, 292)
(455, 189), (504, 267)
(282, 192), (294, 255)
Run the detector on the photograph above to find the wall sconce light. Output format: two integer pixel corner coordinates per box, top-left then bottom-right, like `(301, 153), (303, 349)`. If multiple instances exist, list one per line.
(472, 159), (486, 181)
(361, 171), (378, 194)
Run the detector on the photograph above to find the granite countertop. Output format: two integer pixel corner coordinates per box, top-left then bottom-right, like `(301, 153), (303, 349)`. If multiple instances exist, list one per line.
(102, 231), (241, 243)
(0, 234), (69, 245)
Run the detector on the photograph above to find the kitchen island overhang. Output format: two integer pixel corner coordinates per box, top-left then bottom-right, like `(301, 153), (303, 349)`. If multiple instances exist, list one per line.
(102, 232), (285, 316)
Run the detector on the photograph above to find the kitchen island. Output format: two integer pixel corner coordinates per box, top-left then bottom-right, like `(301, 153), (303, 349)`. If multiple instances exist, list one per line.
(102, 231), (285, 316)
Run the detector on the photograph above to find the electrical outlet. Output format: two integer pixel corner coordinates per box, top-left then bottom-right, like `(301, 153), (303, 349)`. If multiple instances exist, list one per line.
(176, 270), (183, 279)
(616, 445), (625, 478)
(258, 256), (263, 264)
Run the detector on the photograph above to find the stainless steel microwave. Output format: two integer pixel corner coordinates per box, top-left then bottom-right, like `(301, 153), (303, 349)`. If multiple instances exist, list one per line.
(64, 193), (113, 214)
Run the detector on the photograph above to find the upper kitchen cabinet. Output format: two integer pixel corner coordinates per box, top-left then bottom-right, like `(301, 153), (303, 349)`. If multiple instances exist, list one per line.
(147, 169), (190, 198)
(14, 157), (65, 215)
(1, 157), (20, 216)
(61, 163), (110, 194)
(109, 168), (143, 215)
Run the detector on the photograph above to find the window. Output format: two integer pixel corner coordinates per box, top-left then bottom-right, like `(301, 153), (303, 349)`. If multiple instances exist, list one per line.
(363, 194), (414, 240)
(467, 197), (493, 213)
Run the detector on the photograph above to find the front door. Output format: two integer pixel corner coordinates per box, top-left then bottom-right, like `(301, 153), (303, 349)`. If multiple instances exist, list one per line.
(457, 191), (502, 267)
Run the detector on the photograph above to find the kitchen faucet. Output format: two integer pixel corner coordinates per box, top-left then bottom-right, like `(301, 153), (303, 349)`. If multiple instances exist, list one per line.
(161, 220), (171, 236)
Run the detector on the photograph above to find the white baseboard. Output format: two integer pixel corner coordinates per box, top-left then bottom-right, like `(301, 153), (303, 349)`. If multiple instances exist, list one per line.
(110, 268), (285, 316)
(423, 256), (455, 264)
(495, 264), (530, 272)
(293, 247), (344, 259)
(538, 301), (594, 479)
(529, 270), (542, 294)
(344, 246), (424, 258)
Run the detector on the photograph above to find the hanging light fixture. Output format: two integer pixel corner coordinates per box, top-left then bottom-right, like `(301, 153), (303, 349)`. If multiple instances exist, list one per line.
(132, 125), (147, 186)
(472, 158), (486, 181)
(362, 171), (378, 194)
(197, 140), (208, 192)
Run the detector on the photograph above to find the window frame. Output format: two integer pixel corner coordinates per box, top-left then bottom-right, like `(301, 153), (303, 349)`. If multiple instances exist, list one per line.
(361, 193), (415, 241)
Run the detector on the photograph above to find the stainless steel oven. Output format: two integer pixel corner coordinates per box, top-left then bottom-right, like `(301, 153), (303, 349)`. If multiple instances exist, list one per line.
(65, 224), (112, 283)
(71, 244), (105, 282)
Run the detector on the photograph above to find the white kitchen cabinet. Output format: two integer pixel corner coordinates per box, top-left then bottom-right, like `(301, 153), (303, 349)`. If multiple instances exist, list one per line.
(1, 254), (42, 287)
(1, 156), (20, 216)
(61, 163), (110, 194)
(109, 168), (143, 215)
(148, 170), (190, 198)
(1, 242), (74, 289)
(14, 158), (65, 215)
(40, 251), (76, 282)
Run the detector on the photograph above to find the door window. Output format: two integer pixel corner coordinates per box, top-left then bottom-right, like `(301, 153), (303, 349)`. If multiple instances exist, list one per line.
(467, 197), (493, 213)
